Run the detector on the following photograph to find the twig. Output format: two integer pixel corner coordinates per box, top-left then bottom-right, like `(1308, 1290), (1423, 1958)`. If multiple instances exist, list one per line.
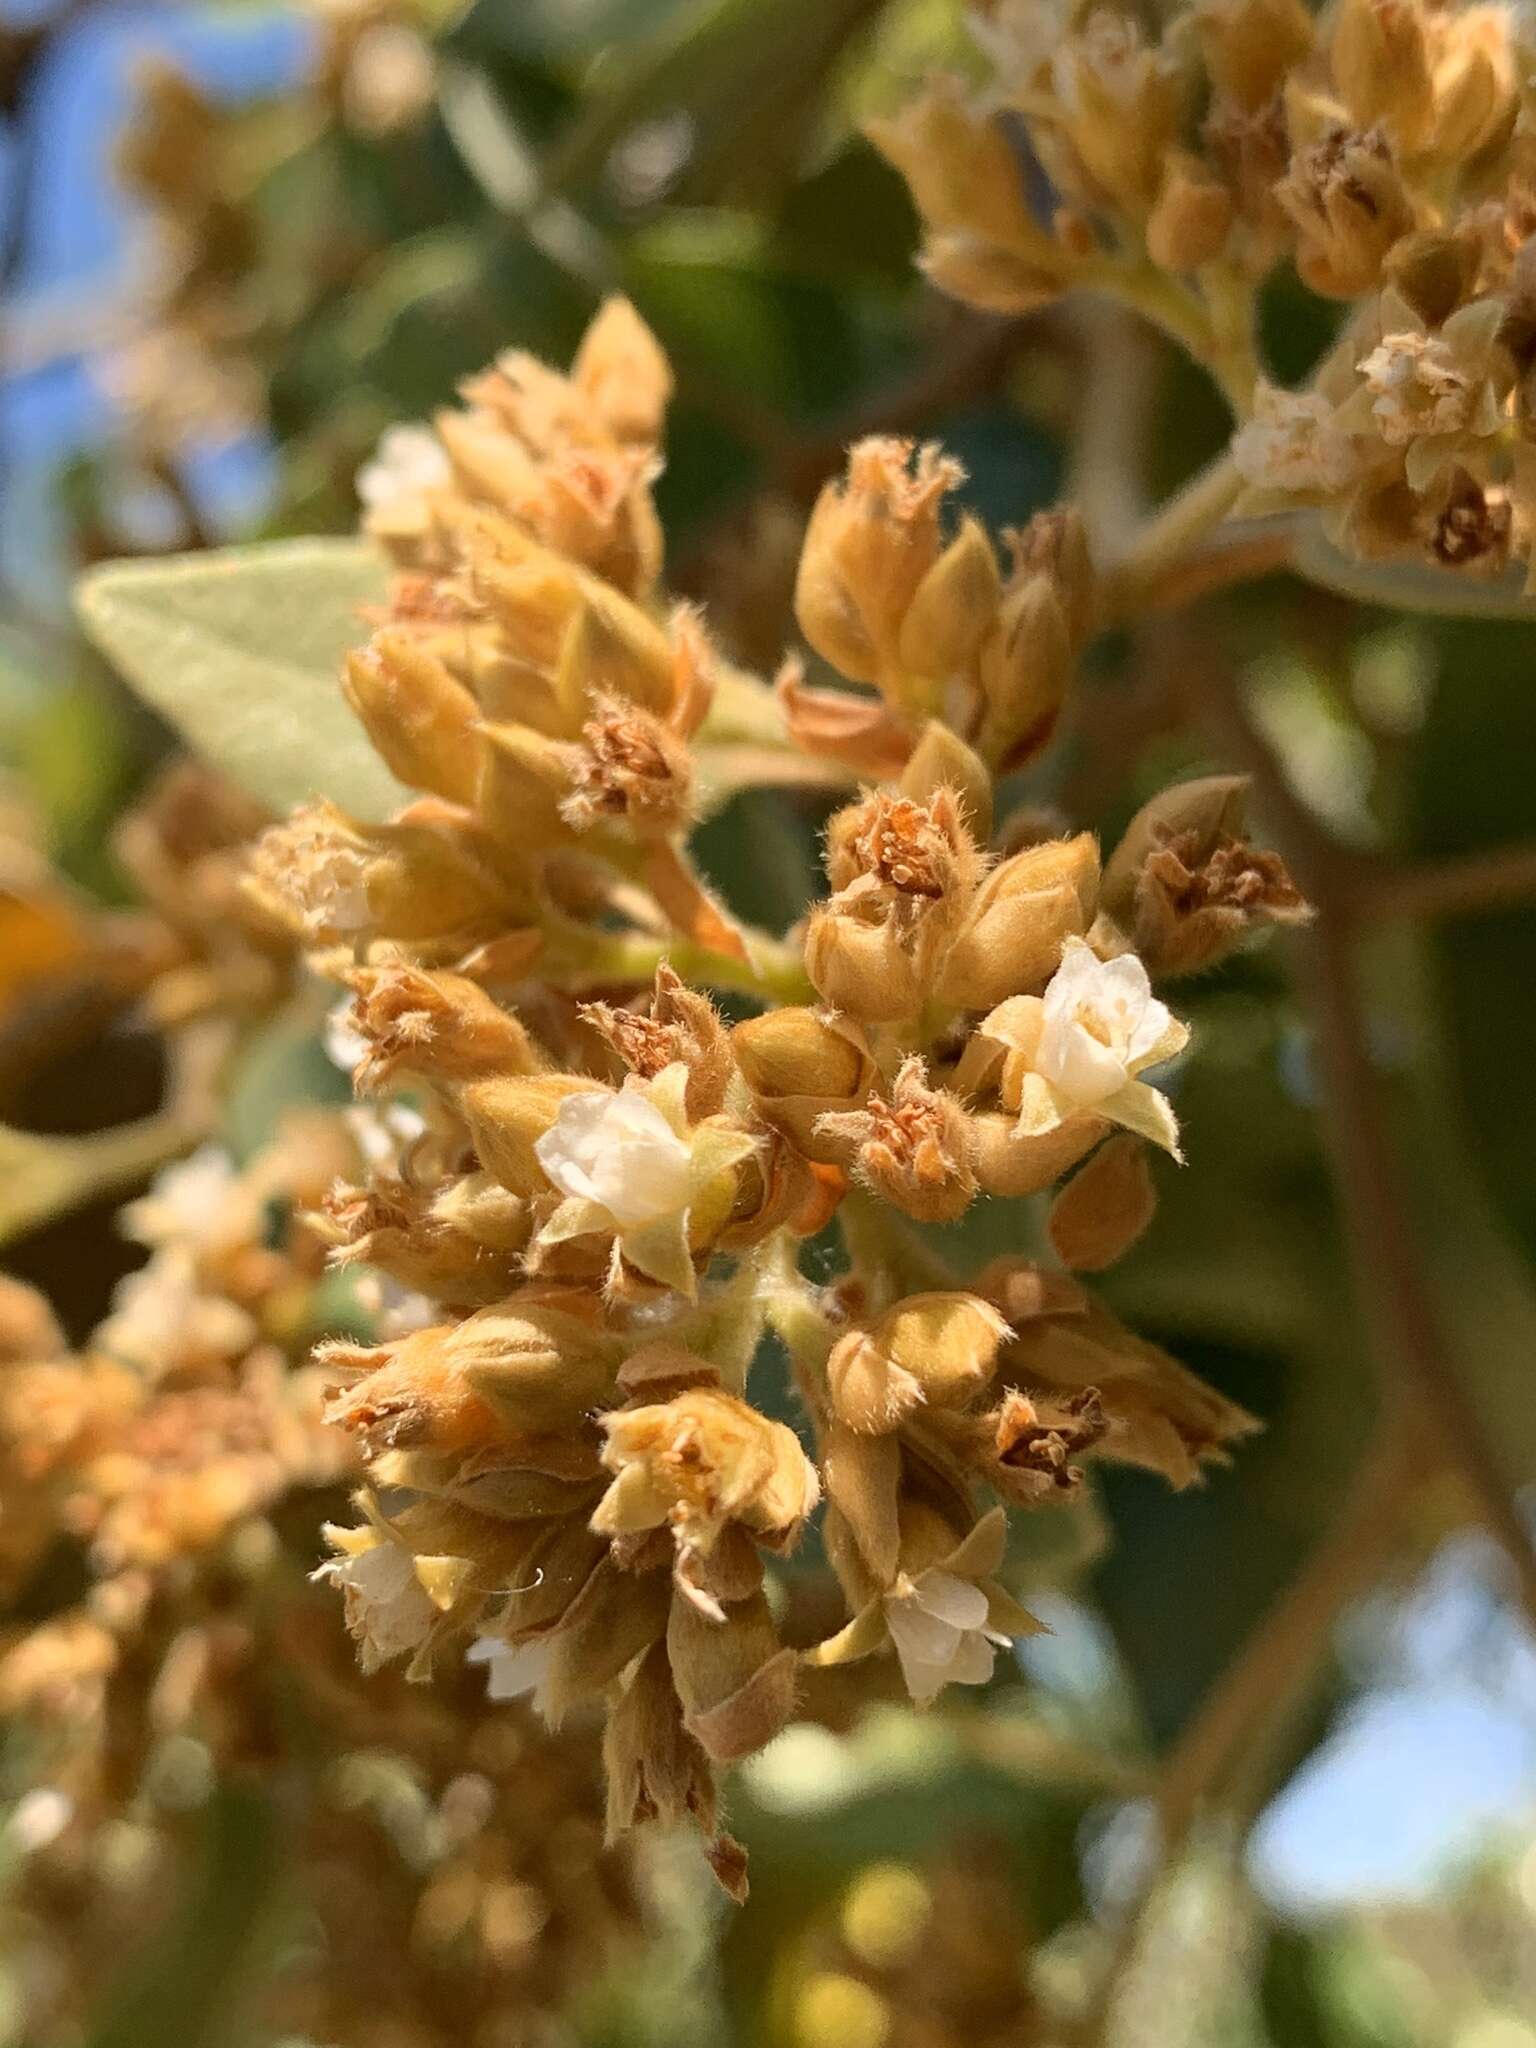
(1361, 842), (1536, 924)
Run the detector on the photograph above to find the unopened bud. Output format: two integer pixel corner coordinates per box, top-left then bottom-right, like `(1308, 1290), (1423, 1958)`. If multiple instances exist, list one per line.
(345, 963), (541, 1091)
(827, 1293), (1009, 1435)
(1330, 0), (1434, 154)
(731, 1008), (875, 1161)
(899, 723), (994, 843)
(1146, 152), (1235, 272)
(342, 632), (481, 807)
(1196, 0), (1314, 112)
(1047, 1133), (1157, 1270)
(938, 832), (1100, 1008)
(975, 573), (1072, 771)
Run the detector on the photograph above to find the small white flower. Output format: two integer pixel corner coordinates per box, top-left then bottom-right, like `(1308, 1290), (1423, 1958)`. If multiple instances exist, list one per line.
(885, 1569), (1007, 1705)
(466, 1634), (554, 1711)
(119, 1146), (254, 1256)
(534, 1083), (694, 1229)
(1232, 385), (1359, 497)
(356, 423), (450, 515)
(983, 938), (1189, 1156)
(324, 997), (371, 1078)
(6, 1787), (74, 1853)
(1037, 939), (1173, 1106)
(98, 1246), (256, 1376)
(313, 1537), (436, 1673)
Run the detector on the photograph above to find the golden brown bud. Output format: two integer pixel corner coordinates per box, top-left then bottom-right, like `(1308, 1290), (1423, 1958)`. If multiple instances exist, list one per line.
(344, 962), (541, 1091)
(1146, 151), (1236, 272)
(970, 1111), (1106, 1197)
(975, 570), (1073, 771)
(1427, 6), (1517, 160)
(1053, 13), (1187, 217)
(1330, 0), (1434, 154)
(898, 722), (994, 843)
(569, 295), (674, 448)
(1275, 127), (1416, 300)
(895, 517), (1003, 682)
(816, 1058), (978, 1222)
(865, 78), (1055, 255)
(937, 832), (1100, 1009)
(245, 802), (515, 953)
(731, 1007), (875, 1162)
(794, 437), (965, 699)
(456, 1072), (606, 1196)
(827, 1293), (1009, 1435)
(667, 1591), (798, 1763)
(1047, 1133), (1158, 1271)
(341, 633), (482, 807)
(1196, 0), (1314, 113)
(603, 1638), (720, 1845)
(321, 1175), (533, 1305)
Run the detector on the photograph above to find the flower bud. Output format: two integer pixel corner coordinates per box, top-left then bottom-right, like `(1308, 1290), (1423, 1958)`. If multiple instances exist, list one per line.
(342, 633), (482, 807)
(920, 233), (1066, 313)
(245, 802), (514, 952)
(898, 722), (994, 843)
(794, 438), (966, 699)
(604, 1643), (730, 1879)
(1195, 0), (1314, 113)
(1047, 1133), (1157, 1271)
(344, 962), (541, 1091)
(937, 832), (1100, 1009)
(971, 1111), (1106, 1197)
(1054, 14), (1186, 218)
(827, 1293), (1009, 1434)
(1146, 151), (1235, 272)
(866, 78), (1055, 254)
(667, 1592), (798, 1763)
(1330, 0), (1434, 154)
(582, 965), (734, 1121)
(1428, 6), (1516, 160)
(974, 572), (1073, 771)
(457, 1073), (607, 1196)
(1275, 128), (1415, 300)
(321, 1177), (532, 1304)
(730, 1007), (875, 1162)
(1100, 777), (1250, 927)
(895, 518), (1002, 684)
(570, 295), (673, 448)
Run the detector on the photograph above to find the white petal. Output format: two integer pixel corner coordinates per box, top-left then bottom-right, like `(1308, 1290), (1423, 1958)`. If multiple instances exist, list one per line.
(913, 1569), (990, 1632)
(887, 1593), (964, 1669)
(944, 1630), (998, 1688)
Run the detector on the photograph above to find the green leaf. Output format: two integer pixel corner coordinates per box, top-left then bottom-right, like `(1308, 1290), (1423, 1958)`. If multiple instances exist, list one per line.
(75, 540), (407, 822)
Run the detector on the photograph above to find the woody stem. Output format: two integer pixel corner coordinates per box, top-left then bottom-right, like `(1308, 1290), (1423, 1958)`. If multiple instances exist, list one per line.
(1098, 450), (1249, 625)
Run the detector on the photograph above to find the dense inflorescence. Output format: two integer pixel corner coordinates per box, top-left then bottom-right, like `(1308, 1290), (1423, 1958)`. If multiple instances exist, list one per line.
(876, 0), (1536, 584)
(240, 294), (1307, 1894)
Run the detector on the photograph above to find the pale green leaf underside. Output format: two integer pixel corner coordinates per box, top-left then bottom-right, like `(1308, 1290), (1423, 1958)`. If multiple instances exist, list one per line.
(75, 539), (411, 821)
(1292, 518), (1536, 620)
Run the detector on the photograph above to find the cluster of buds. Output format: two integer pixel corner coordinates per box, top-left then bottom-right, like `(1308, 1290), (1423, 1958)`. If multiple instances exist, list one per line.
(877, 0), (1536, 586)
(0, 1123), (643, 2046)
(251, 300), (1306, 1894)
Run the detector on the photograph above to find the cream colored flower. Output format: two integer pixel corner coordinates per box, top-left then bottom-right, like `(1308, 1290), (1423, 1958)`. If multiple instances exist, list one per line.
(1339, 293), (1509, 494)
(313, 1525), (438, 1675)
(885, 1567), (1009, 1704)
(356, 422), (450, 517)
(118, 1145), (257, 1257)
(466, 1633), (554, 1709)
(531, 1063), (758, 1296)
(1232, 383), (1361, 500)
(978, 938), (1188, 1156)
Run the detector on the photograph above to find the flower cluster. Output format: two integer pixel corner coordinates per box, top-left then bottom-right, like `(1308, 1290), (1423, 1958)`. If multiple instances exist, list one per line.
(0, 1127), (642, 2047)
(876, 0), (1536, 585)
(257, 300), (1302, 1894)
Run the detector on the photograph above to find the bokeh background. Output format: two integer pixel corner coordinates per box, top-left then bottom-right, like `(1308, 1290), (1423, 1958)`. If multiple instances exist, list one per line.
(2, 2), (1536, 2043)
